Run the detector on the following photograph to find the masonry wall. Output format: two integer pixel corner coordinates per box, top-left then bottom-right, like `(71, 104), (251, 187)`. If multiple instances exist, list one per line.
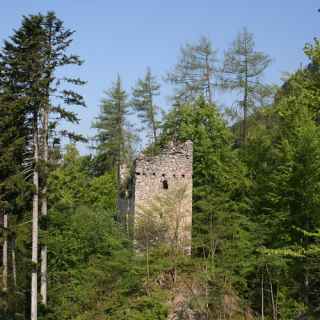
(133, 140), (193, 253)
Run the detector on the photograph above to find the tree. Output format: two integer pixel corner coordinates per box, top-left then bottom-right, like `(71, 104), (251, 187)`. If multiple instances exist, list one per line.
(221, 28), (271, 144)
(132, 68), (161, 145)
(0, 86), (31, 317)
(93, 75), (134, 182)
(241, 41), (320, 317)
(38, 12), (86, 307)
(0, 12), (86, 318)
(166, 37), (217, 104)
(275, 38), (320, 124)
(0, 15), (46, 319)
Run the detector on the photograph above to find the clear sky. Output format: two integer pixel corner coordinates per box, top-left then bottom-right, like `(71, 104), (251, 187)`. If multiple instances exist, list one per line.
(1, 1), (319, 153)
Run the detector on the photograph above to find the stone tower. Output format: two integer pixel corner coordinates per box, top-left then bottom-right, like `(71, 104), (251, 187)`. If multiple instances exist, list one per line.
(133, 140), (193, 253)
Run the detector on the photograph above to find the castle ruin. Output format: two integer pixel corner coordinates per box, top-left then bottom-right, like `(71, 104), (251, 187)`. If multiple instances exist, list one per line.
(132, 140), (193, 254)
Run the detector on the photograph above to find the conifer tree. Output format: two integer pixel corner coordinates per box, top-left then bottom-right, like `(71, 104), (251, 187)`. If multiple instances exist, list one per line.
(221, 28), (271, 144)
(166, 37), (217, 104)
(132, 68), (161, 144)
(0, 77), (30, 317)
(0, 12), (86, 318)
(93, 75), (133, 182)
(0, 15), (45, 319)
(38, 11), (86, 307)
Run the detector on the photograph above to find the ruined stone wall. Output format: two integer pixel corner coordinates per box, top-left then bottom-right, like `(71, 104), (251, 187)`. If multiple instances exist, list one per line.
(134, 141), (193, 253)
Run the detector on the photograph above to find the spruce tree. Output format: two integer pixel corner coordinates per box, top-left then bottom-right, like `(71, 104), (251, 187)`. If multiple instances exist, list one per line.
(38, 11), (86, 307)
(0, 15), (45, 319)
(131, 68), (161, 144)
(0, 12), (86, 318)
(93, 75), (133, 182)
(221, 28), (271, 144)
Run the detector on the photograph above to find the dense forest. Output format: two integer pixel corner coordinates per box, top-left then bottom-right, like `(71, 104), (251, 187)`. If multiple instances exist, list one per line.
(1, 11), (320, 320)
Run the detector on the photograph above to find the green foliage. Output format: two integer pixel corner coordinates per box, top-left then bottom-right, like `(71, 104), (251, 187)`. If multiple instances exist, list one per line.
(45, 207), (128, 319)
(132, 68), (161, 144)
(42, 145), (173, 320)
(162, 98), (257, 306)
(48, 145), (117, 212)
(92, 76), (135, 175)
(2, 13), (320, 320)
(242, 42), (320, 317)
(166, 36), (217, 104)
(221, 27), (272, 143)
(104, 293), (168, 320)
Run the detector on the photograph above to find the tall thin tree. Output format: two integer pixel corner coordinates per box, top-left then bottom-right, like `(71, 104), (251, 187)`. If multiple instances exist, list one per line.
(0, 12), (86, 318)
(221, 28), (271, 144)
(132, 68), (161, 145)
(0, 15), (45, 320)
(39, 12), (86, 306)
(2, 211), (8, 292)
(93, 75), (133, 182)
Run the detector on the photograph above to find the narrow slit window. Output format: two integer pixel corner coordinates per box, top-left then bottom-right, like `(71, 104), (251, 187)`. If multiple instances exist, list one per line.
(162, 180), (168, 190)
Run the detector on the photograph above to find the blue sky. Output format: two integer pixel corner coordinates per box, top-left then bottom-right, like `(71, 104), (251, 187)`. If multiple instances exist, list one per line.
(1, 1), (319, 153)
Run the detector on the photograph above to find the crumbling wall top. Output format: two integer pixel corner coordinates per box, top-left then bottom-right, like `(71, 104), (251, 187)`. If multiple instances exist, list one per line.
(136, 140), (192, 161)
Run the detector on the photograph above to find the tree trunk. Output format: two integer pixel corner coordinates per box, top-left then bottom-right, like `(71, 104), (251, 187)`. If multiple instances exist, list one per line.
(266, 265), (276, 320)
(40, 106), (48, 306)
(242, 40), (249, 145)
(116, 81), (123, 217)
(3, 212), (8, 292)
(31, 119), (39, 320)
(146, 236), (150, 296)
(148, 86), (157, 148)
(243, 71), (248, 145)
(261, 272), (264, 320)
(12, 237), (17, 288)
(205, 53), (212, 104)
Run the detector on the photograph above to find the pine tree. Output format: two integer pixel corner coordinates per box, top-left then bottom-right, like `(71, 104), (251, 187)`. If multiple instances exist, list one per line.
(221, 28), (271, 144)
(166, 37), (217, 104)
(132, 68), (161, 144)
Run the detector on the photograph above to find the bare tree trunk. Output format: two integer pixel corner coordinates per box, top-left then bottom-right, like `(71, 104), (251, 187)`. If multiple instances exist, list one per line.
(149, 94), (157, 144)
(266, 265), (276, 320)
(205, 53), (212, 104)
(205, 262), (209, 320)
(146, 237), (150, 296)
(31, 120), (39, 320)
(242, 39), (249, 146)
(261, 272), (264, 320)
(12, 237), (17, 289)
(146, 241), (150, 281)
(243, 66), (248, 145)
(3, 212), (8, 292)
(40, 106), (48, 306)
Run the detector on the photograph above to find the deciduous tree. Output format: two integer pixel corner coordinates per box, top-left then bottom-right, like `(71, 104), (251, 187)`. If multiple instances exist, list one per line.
(167, 37), (217, 104)
(221, 28), (271, 144)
